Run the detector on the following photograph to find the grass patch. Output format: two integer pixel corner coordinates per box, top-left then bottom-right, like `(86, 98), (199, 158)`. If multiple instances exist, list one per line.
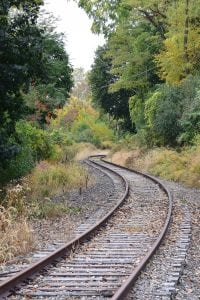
(0, 159), (87, 262)
(32, 201), (78, 219)
(111, 134), (200, 188)
(115, 146), (200, 187)
(30, 161), (86, 198)
(0, 206), (35, 263)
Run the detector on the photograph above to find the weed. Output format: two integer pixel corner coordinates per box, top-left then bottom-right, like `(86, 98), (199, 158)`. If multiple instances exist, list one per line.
(180, 198), (187, 204)
(0, 206), (35, 263)
(30, 161), (86, 199)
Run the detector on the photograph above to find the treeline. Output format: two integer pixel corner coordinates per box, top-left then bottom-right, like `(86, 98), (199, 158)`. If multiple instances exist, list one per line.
(78, 0), (200, 146)
(0, 0), (73, 183)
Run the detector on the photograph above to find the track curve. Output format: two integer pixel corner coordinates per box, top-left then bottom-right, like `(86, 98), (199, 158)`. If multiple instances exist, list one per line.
(0, 155), (173, 299)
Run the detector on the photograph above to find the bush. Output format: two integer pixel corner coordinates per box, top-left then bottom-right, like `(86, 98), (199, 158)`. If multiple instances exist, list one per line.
(52, 97), (115, 148)
(0, 121), (55, 183)
(16, 120), (53, 161)
(48, 144), (78, 163)
(49, 128), (74, 146)
(179, 90), (200, 143)
(31, 200), (71, 219)
(144, 86), (183, 146)
(129, 76), (200, 147)
(71, 112), (115, 147)
(0, 146), (35, 183)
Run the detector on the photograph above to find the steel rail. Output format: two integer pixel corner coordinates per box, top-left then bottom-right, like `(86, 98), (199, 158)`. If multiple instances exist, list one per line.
(100, 159), (173, 300)
(0, 156), (173, 299)
(0, 156), (129, 298)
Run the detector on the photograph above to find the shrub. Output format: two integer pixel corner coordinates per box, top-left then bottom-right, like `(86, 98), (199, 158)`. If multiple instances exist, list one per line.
(179, 90), (200, 143)
(71, 110), (115, 147)
(31, 200), (71, 219)
(0, 121), (54, 183)
(48, 144), (78, 163)
(51, 97), (115, 148)
(49, 128), (73, 146)
(16, 120), (53, 161)
(0, 146), (35, 183)
(144, 86), (183, 146)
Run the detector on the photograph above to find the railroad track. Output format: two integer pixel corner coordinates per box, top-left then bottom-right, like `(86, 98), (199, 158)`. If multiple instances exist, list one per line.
(0, 155), (173, 299)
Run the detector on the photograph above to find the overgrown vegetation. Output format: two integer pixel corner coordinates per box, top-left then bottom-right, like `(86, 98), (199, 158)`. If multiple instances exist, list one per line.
(78, 0), (200, 187)
(2, 0), (200, 263)
(0, 0), (115, 262)
(50, 97), (115, 148)
(0, 0), (73, 172)
(110, 134), (200, 188)
(0, 205), (35, 263)
(0, 92), (114, 262)
(80, 0), (200, 147)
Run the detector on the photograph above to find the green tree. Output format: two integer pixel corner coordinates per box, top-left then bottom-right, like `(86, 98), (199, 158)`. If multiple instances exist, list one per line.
(143, 76), (200, 146)
(144, 86), (183, 146)
(79, 0), (200, 148)
(77, 0), (122, 35)
(156, 0), (200, 83)
(106, 21), (162, 93)
(0, 0), (44, 161)
(26, 32), (73, 125)
(77, 0), (169, 37)
(89, 46), (133, 131)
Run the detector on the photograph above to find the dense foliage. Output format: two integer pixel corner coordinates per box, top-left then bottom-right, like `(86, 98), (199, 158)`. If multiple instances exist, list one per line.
(24, 31), (73, 126)
(2, 0), (200, 183)
(79, 0), (200, 147)
(0, 0), (43, 161)
(50, 97), (115, 148)
(89, 46), (133, 131)
(0, 0), (73, 182)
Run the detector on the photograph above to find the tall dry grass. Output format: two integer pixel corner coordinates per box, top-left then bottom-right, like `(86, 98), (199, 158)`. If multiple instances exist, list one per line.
(30, 161), (86, 198)
(0, 206), (35, 263)
(0, 159), (88, 262)
(110, 133), (200, 187)
(115, 145), (200, 187)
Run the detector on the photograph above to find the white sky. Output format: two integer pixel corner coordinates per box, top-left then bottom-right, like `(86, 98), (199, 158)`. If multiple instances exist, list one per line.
(43, 0), (105, 71)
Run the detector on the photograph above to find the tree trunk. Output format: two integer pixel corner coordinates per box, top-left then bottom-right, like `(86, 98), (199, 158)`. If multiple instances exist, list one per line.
(183, 0), (189, 62)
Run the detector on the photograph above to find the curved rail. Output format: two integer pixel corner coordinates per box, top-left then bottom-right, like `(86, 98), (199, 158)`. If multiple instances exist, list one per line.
(101, 159), (173, 299)
(0, 155), (173, 299)
(0, 156), (129, 297)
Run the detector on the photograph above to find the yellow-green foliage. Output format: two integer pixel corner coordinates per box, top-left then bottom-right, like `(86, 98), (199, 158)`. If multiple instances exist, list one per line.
(156, 0), (200, 83)
(129, 95), (145, 130)
(111, 130), (200, 187)
(146, 149), (187, 182)
(30, 161), (86, 198)
(51, 97), (115, 147)
(148, 146), (200, 187)
(124, 142), (200, 187)
(144, 92), (162, 128)
(48, 144), (79, 164)
(111, 133), (142, 153)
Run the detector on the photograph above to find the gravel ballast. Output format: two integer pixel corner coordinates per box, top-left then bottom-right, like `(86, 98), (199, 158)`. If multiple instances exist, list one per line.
(0, 162), (116, 276)
(128, 178), (199, 300)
